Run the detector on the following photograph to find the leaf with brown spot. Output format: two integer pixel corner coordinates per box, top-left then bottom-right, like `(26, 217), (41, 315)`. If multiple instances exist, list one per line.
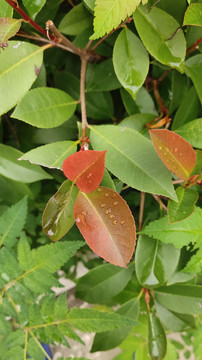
(149, 129), (196, 181)
(0, 18), (22, 44)
(73, 186), (136, 267)
(63, 150), (106, 193)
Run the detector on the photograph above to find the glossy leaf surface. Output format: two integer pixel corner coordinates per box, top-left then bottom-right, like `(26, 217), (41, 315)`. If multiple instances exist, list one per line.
(113, 28), (149, 99)
(175, 118), (202, 149)
(0, 144), (52, 183)
(74, 187), (136, 267)
(185, 55), (202, 102)
(90, 125), (177, 200)
(183, 4), (202, 26)
(133, 6), (186, 72)
(22, 0), (46, 19)
(0, 41), (44, 116)
(150, 129), (196, 180)
(148, 312), (167, 360)
(154, 284), (202, 314)
(0, 0), (13, 17)
(168, 186), (198, 224)
(86, 59), (121, 92)
(58, 4), (92, 35)
(0, 18), (22, 43)
(19, 141), (77, 170)
(76, 263), (134, 303)
(92, 297), (139, 351)
(42, 180), (78, 241)
(63, 150), (106, 193)
(12, 88), (77, 128)
(142, 207), (202, 248)
(135, 235), (180, 288)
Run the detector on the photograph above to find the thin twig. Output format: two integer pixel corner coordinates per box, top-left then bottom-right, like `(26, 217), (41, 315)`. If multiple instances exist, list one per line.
(152, 194), (167, 212)
(4, 114), (20, 147)
(28, 330), (52, 360)
(139, 192), (145, 232)
(152, 79), (169, 116)
(67, 0), (75, 6)
(186, 37), (202, 55)
(172, 179), (184, 184)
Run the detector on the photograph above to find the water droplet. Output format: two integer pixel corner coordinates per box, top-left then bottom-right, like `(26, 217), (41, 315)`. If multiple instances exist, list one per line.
(109, 214), (115, 219)
(100, 203), (106, 208)
(174, 148), (178, 152)
(97, 187), (102, 192)
(159, 146), (162, 150)
(76, 217), (81, 223)
(112, 220), (117, 225)
(112, 194), (116, 198)
(105, 208), (112, 215)
(89, 180), (92, 183)
(105, 193), (109, 197)
(76, 214), (86, 226)
(120, 220), (125, 225)
(87, 173), (92, 178)
(82, 211), (87, 215)
(113, 201), (118, 206)
(179, 153), (182, 156)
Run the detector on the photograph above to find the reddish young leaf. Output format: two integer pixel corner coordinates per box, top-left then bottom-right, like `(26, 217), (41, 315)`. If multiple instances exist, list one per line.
(149, 129), (196, 181)
(63, 150), (106, 193)
(73, 186), (136, 267)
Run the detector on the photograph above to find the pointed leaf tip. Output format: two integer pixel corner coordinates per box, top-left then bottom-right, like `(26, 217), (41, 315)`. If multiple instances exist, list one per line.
(63, 150), (106, 193)
(74, 187), (136, 267)
(149, 129), (196, 181)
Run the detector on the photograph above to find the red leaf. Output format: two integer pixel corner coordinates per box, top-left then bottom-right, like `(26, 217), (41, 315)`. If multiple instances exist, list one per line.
(73, 187), (136, 267)
(62, 150), (106, 193)
(149, 129), (196, 180)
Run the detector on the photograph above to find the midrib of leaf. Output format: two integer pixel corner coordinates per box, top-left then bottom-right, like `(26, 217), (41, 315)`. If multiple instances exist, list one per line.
(90, 126), (172, 193)
(155, 139), (190, 179)
(0, 205), (24, 248)
(16, 101), (78, 117)
(51, 140), (79, 167)
(82, 192), (122, 254)
(0, 44), (49, 78)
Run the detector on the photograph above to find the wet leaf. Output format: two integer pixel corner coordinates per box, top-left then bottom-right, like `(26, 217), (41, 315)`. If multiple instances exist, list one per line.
(63, 150), (106, 193)
(149, 129), (196, 180)
(168, 186), (198, 224)
(42, 180), (79, 241)
(74, 186), (136, 267)
(148, 312), (167, 360)
(0, 18), (22, 44)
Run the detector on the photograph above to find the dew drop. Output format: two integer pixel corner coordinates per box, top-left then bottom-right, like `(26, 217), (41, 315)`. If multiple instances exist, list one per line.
(97, 187), (102, 192)
(159, 146), (162, 150)
(113, 201), (118, 206)
(82, 211), (87, 216)
(179, 153), (182, 156)
(76, 217), (81, 223)
(89, 180), (92, 183)
(109, 214), (115, 219)
(174, 148), (178, 152)
(105, 193), (109, 197)
(112, 194), (116, 198)
(87, 173), (92, 178)
(100, 203), (106, 208)
(120, 220), (125, 225)
(105, 208), (112, 215)
(112, 220), (117, 225)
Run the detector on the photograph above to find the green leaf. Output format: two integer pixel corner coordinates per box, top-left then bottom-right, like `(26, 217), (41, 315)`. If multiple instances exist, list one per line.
(0, 197), (27, 248)
(68, 308), (137, 332)
(91, 297), (139, 351)
(83, 0), (95, 12)
(12, 88), (77, 128)
(133, 6), (186, 72)
(185, 54), (202, 102)
(154, 284), (202, 314)
(19, 141), (77, 169)
(142, 207), (202, 248)
(121, 88), (157, 116)
(183, 3), (202, 26)
(0, 144), (52, 183)
(41, 294), (56, 322)
(0, 0), (13, 17)
(22, 0), (46, 19)
(0, 18), (22, 43)
(89, 125), (177, 200)
(148, 312), (167, 360)
(76, 263), (134, 303)
(42, 180), (78, 241)
(184, 243), (202, 274)
(58, 4), (92, 35)
(113, 28), (149, 99)
(135, 235), (180, 288)
(91, 0), (148, 40)
(100, 169), (116, 191)
(17, 232), (32, 271)
(175, 118), (202, 149)
(86, 58), (121, 92)
(0, 41), (44, 116)
(155, 300), (196, 332)
(58, 324), (84, 344)
(168, 187), (198, 224)
(27, 337), (46, 360)
(0, 176), (33, 204)
(119, 113), (155, 133)
(54, 293), (68, 320)
(192, 150), (202, 175)
(169, 71), (189, 114)
(171, 86), (200, 130)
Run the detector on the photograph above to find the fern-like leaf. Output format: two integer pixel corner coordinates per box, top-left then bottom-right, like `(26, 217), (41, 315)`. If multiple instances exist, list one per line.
(0, 197), (28, 248)
(91, 0), (149, 39)
(17, 232), (32, 271)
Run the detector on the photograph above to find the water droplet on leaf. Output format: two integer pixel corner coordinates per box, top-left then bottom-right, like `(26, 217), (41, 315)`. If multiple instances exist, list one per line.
(100, 203), (106, 208)
(112, 220), (117, 225)
(113, 201), (118, 206)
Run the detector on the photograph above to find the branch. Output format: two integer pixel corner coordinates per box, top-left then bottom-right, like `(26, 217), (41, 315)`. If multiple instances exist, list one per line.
(139, 192), (145, 232)
(152, 194), (167, 212)
(186, 37), (202, 56)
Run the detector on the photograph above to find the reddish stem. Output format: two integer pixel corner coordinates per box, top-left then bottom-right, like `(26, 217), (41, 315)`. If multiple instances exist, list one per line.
(186, 37), (202, 55)
(5, 0), (54, 39)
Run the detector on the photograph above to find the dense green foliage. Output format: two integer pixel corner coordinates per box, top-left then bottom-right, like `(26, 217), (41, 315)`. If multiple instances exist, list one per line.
(0, 0), (202, 359)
